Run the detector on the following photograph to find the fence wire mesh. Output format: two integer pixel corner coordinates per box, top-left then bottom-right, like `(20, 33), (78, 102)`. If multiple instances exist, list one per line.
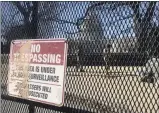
(1, 1), (159, 113)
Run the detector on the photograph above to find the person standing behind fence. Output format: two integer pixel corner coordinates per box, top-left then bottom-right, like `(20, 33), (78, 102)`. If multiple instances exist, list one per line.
(103, 44), (112, 71)
(1, 42), (3, 54)
(76, 43), (84, 72)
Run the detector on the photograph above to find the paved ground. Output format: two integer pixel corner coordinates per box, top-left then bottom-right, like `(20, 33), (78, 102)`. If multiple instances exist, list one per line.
(1, 64), (159, 113)
(65, 71), (159, 113)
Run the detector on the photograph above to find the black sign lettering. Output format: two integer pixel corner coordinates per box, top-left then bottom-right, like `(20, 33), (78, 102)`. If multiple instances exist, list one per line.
(42, 86), (51, 93)
(29, 66), (34, 72)
(23, 65), (34, 72)
(29, 73), (59, 82)
(36, 66), (39, 72)
(28, 91), (48, 99)
(41, 66), (56, 74)
(28, 84), (41, 91)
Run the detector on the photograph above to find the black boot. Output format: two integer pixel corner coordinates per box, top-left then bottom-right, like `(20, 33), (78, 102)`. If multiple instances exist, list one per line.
(141, 71), (154, 83)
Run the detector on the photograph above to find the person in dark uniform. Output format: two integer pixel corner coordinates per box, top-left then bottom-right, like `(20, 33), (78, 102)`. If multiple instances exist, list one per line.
(1, 42), (4, 54)
(76, 43), (85, 72)
(103, 43), (112, 72)
(141, 30), (159, 83)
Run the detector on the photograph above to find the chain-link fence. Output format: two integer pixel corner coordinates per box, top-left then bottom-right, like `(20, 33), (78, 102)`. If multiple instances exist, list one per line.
(1, 1), (159, 113)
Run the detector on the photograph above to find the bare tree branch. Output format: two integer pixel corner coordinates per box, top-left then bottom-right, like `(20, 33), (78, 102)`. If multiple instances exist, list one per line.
(143, 2), (156, 22)
(12, 2), (27, 16)
(78, 2), (108, 21)
(26, 2), (31, 9)
(104, 14), (134, 27)
(38, 3), (67, 19)
(10, 11), (19, 22)
(27, 2), (33, 15)
(76, 1), (135, 26)
(40, 16), (77, 25)
(131, 2), (142, 24)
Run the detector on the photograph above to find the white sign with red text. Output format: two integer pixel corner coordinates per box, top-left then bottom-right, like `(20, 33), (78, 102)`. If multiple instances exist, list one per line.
(8, 39), (67, 106)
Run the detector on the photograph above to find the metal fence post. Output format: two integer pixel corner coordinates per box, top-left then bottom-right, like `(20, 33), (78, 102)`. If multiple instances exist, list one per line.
(29, 103), (35, 113)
